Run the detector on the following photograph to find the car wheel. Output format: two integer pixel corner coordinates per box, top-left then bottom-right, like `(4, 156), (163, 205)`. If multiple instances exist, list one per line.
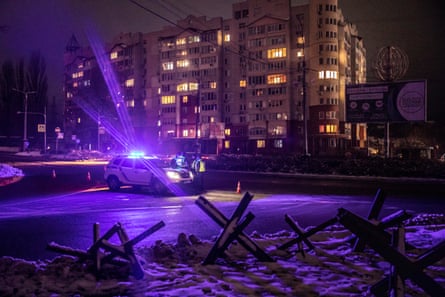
(152, 178), (166, 195)
(107, 176), (121, 191)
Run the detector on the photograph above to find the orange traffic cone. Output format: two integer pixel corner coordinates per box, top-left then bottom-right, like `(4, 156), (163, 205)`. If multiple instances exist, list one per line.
(236, 181), (241, 194)
(52, 169), (56, 178)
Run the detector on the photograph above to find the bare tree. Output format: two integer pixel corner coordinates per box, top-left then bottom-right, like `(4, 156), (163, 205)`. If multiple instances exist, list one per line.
(0, 52), (48, 147)
(0, 60), (21, 138)
(27, 51), (48, 111)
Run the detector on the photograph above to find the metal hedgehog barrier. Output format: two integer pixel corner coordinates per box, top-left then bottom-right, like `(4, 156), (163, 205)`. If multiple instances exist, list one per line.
(278, 188), (445, 296)
(45, 188), (445, 296)
(47, 221), (165, 280)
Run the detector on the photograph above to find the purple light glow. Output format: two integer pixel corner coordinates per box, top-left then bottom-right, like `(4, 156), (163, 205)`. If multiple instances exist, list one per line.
(73, 97), (131, 149)
(86, 27), (136, 149)
(79, 27), (186, 196)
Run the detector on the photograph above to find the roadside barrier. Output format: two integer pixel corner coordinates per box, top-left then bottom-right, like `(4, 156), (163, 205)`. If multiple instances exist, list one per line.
(42, 187), (445, 296)
(47, 221), (165, 280)
(195, 192), (274, 264)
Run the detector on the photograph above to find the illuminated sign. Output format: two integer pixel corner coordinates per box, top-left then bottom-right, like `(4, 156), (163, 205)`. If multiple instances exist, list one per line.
(346, 80), (426, 123)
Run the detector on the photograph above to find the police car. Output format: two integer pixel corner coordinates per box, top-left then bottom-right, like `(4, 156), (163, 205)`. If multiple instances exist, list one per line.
(104, 152), (194, 194)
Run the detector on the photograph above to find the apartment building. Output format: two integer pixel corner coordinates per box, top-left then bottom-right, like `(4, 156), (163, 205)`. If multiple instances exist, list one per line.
(63, 0), (366, 156)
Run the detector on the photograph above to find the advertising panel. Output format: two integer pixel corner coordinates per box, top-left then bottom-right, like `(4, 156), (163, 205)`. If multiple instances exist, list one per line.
(346, 80), (426, 123)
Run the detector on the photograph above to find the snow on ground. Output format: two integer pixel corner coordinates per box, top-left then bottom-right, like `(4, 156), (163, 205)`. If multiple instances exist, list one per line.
(0, 163), (24, 179)
(0, 214), (444, 296)
(1, 162), (445, 296)
(0, 163), (24, 186)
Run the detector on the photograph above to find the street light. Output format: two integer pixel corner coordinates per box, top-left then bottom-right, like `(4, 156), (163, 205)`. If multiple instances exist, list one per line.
(12, 88), (36, 151)
(17, 107), (47, 153)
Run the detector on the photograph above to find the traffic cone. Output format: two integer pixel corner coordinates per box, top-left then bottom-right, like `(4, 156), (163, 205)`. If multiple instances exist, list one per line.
(87, 171), (91, 182)
(52, 169), (56, 178)
(236, 181), (241, 194)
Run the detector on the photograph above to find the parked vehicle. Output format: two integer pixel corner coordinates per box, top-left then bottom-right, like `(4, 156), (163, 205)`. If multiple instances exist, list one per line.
(104, 153), (193, 194)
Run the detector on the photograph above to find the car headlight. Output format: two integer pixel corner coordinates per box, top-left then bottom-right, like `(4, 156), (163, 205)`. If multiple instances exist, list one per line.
(166, 171), (180, 180)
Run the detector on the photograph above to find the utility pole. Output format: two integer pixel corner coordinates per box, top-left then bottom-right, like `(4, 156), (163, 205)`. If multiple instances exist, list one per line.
(302, 62), (308, 156)
(13, 88), (36, 152)
(195, 79), (201, 154)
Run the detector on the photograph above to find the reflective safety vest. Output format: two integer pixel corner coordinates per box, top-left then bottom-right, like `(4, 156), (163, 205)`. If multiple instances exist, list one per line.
(193, 159), (205, 173)
(198, 159), (206, 172)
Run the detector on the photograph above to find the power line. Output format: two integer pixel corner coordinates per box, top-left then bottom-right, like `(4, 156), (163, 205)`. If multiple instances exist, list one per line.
(127, 0), (306, 76)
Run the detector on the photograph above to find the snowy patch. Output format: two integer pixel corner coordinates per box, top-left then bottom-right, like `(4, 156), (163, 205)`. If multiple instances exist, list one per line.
(0, 214), (444, 296)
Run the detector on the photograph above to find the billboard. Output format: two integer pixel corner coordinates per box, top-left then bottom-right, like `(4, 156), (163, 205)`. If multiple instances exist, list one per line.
(346, 80), (426, 123)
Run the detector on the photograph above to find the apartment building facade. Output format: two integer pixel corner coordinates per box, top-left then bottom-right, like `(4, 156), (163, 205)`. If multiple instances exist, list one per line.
(63, 0), (366, 156)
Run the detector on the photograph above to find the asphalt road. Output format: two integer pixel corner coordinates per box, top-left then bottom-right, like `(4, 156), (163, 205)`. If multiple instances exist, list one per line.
(0, 160), (444, 261)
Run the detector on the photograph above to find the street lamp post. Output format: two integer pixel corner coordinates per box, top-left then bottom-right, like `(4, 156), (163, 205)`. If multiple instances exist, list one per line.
(12, 88), (36, 151)
(97, 114), (102, 152)
(302, 63), (308, 156)
(16, 108), (47, 153)
(195, 80), (200, 154)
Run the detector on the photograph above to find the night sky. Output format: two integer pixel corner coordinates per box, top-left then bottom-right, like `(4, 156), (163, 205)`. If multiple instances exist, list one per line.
(1, 0), (444, 120)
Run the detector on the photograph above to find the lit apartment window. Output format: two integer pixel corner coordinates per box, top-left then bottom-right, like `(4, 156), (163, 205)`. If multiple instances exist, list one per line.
(224, 140), (230, 149)
(297, 50), (304, 57)
(143, 100), (147, 107)
(125, 78), (135, 87)
(210, 81), (217, 89)
(297, 36), (305, 45)
(176, 60), (189, 68)
(189, 82), (198, 91)
(240, 80), (247, 87)
(177, 83), (188, 92)
(267, 74), (287, 84)
(72, 71), (84, 79)
(326, 71), (337, 79)
(274, 126), (284, 135)
(110, 52), (118, 59)
(161, 95), (175, 104)
(319, 70), (338, 79)
(178, 50), (187, 56)
(182, 129), (189, 137)
(225, 128), (231, 136)
(176, 38), (186, 45)
(267, 48), (287, 59)
(256, 139), (266, 148)
(66, 92), (73, 99)
(224, 34), (231, 42)
(162, 62), (174, 70)
(73, 82), (78, 88)
(126, 100), (135, 108)
(77, 117), (81, 124)
(182, 95), (188, 103)
(326, 124), (337, 133)
(188, 35), (200, 43)
(274, 139), (283, 148)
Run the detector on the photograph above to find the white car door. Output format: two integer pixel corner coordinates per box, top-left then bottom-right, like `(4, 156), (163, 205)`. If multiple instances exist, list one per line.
(130, 158), (153, 184)
(118, 158), (136, 183)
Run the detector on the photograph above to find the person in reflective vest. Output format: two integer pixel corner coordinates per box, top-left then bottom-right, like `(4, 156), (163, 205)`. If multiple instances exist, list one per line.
(192, 155), (205, 190)
(171, 152), (188, 169)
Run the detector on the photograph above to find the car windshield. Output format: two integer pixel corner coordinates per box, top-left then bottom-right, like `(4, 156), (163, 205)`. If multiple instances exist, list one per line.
(142, 157), (170, 168)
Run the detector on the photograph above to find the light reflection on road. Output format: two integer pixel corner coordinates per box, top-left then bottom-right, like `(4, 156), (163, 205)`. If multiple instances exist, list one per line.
(1, 187), (443, 260)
